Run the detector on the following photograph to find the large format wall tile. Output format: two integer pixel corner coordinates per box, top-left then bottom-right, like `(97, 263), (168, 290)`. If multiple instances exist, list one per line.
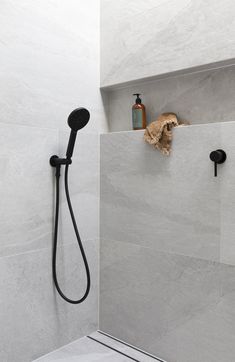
(0, 239), (98, 362)
(100, 239), (235, 362)
(101, 0), (235, 87)
(100, 121), (235, 362)
(0, 0), (106, 359)
(220, 122), (235, 265)
(58, 132), (100, 242)
(101, 124), (223, 262)
(0, 123), (58, 257)
(0, 0), (106, 134)
(106, 65), (235, 132)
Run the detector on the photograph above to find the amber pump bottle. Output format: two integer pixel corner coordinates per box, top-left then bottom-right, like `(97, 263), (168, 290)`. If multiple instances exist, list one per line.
(132, 93), (146, 130)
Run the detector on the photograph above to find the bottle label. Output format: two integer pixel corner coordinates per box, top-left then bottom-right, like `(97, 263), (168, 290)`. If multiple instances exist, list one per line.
(132, 109), (143, 129)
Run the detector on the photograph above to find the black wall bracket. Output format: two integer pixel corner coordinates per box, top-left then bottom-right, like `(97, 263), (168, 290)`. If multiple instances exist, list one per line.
(209, 149), (226, 177)
(49, 155), (72, 178)
(49, 155), (72, 167)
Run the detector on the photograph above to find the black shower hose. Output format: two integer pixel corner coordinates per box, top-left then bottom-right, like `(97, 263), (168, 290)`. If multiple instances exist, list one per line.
(52, 163), (91, 304)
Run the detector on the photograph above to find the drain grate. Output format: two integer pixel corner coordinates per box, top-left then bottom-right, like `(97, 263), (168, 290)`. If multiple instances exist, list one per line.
(87, 335), (141, 361)
(87, 330), (166, 362)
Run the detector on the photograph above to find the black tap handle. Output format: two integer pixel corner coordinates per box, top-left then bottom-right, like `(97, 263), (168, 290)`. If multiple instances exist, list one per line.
(214, 162), (217, 177)
(209, 149), (226, 177)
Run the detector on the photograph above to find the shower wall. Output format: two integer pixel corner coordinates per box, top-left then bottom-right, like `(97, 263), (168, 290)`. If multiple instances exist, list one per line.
(101, 0), (235, 87)
(0, 1), (106, 361)
(105, 65), (235, 132)
(100, 123), (235, 362)
(101, 0), (235, 132)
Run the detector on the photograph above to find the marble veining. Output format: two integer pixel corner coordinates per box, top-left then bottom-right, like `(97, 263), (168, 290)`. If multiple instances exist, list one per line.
(101, 121), (235, 265)
(0, 0), (106, 361)
(0, 0), (107, 133)
(0, 123), (58, 257)
(0, 240), (98, 362)
(101, 0), (235, 87)
(100, 239), (235, 362)
(101, 124), (222, 262)
(100, 121), (235, 362)
(58, 132), (100, 243)
(105, 65), (235, 132)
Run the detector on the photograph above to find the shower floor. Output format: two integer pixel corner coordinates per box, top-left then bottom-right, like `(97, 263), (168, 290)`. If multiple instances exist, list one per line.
(33, 331), (164, 362)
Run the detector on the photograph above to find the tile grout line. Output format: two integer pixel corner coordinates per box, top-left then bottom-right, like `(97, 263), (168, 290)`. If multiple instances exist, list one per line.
(97, 330), (166, 362)
(100, 237), (231, 267)
(0, 238), (97, 260)
(87, 336), (141, 362)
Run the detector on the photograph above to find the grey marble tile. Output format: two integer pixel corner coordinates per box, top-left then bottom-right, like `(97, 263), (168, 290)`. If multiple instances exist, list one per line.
(106, 65), (235, 132)
(0, 123), (99, 255)
(0, 240), (98, 362)
(166, 291), (235, 362)
(33, 336), (131, 362)
(0, 2), (105, 362)
(100, 124), (222, 262)
(220, 122), (235, 265)
(100, 239), (235, 362)
(0, 123), (58, 257)
(101, 0), (235, 87)
(57, 132), (100, 243)
(100, 118), (235, 362)
(0, 0), (106, 133)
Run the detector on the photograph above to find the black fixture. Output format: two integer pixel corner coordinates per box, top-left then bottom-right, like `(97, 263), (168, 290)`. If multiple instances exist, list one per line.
(209, 149), (227, 177)
(50, 108), (90, 304)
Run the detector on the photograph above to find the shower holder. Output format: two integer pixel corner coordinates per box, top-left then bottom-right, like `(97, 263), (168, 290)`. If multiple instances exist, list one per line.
(50, 155), (72, 167)
(49, 108), (91, 305)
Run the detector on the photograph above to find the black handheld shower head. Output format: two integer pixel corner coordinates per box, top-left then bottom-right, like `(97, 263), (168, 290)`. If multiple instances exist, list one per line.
(68, 108), (90, 131)
(50, 106), (91, 304)
(66, 108), (90, 159)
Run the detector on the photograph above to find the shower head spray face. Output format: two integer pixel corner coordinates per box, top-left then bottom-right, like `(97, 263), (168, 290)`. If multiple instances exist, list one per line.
(68, 108), (90, 131)
(66, 108), (90, 159)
